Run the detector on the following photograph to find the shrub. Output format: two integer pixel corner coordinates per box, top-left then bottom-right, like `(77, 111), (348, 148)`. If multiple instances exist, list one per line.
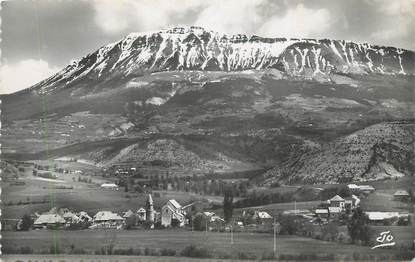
(19, 214), (34, 231)
(144, 247), (152, 256)
(19, 246), (33, 254)
(72, 248), (87, 254)
(237, 251), (256, 260)
(160, 248), (176, 256)
(180, 245), (212, 258)
(49, 244), (61, 254)
(113, 248), (135, 255)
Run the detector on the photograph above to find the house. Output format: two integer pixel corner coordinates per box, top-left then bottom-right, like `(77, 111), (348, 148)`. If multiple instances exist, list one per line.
(92, 211), (124, 228)
(100, 183), (119, 190)
(253, 211), (273, 224)
(393, 190), (410, 202)
(328, 195), (345, 209)
(136, 207), (146, 222)
(201, 212), (225, 231)
(123, 210), (136, 227)
(33, 213), (66, 229)
(62, 212), (80, 224)
(77, 211), (92, 223)
(161, 199), (186, 227)
(123, 210), (135, 219)
(344, 195), (360, 211)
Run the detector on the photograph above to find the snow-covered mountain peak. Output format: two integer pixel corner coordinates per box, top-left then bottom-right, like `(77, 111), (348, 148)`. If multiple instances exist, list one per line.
(31, 26), (415, 94)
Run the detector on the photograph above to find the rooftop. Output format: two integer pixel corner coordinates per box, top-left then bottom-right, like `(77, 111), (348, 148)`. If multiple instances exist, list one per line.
(34, 214), (65, 225)
(329, 195), (345, 202)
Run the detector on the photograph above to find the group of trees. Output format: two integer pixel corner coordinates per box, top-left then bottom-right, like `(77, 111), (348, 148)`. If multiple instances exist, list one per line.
(234, 190), (296, 208)
(119, 175), (250, 198)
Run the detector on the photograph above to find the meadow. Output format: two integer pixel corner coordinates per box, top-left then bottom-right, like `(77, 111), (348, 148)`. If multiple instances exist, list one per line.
(2, 229), (400, 257)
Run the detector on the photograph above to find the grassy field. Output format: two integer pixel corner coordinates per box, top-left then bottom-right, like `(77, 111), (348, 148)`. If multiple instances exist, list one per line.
(1, 255), (245, 262)
(2, 230), (401, 257)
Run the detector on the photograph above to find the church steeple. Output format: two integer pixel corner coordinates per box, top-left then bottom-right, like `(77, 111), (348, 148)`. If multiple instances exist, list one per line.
(146, 194), (155, 224)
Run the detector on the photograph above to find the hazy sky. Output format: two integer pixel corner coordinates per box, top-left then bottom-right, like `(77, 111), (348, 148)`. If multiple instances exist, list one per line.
(1, 0), (414, 94)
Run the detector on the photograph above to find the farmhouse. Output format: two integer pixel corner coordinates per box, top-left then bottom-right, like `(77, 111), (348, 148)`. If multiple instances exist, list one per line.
(393, 190), (410, 201)
(328, 195), (345, 209)
(92, 211), (124, 228)
(33, 214), (65, 229)
(161, 199), (186, 227)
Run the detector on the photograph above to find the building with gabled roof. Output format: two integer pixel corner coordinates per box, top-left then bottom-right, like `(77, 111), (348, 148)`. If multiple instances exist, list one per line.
(33, 213), (65, 229)
(62, 212), (79, 224)
(328, 195), (345, 209)
(77, 211), (92, 223)
(161, 199), (186, 227)
(92, 211), (124, 229)
(123, 210), (135, 218)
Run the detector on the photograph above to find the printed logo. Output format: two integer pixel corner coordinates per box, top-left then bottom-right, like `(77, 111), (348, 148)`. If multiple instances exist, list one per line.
(371, 230), (396, 249)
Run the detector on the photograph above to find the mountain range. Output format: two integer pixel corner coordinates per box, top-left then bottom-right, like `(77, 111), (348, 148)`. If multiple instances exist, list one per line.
(2, 26), (414, 184)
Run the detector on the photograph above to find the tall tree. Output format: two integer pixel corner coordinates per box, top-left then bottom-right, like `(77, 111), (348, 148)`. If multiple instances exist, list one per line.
(223, 187), (234, 223)
(347, 207), (370, 245)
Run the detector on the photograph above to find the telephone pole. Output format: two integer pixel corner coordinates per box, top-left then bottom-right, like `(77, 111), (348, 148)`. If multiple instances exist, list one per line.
(273, 217), (277, 256)
(230, 219), (234, 245)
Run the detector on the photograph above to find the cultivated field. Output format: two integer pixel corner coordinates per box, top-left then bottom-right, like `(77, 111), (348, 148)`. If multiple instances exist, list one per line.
(1, 230), (400, 257)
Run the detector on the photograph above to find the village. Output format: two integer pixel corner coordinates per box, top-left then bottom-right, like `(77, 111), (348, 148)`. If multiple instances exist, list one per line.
(2, 159), (415, 260)
(16, 183), (412, 233)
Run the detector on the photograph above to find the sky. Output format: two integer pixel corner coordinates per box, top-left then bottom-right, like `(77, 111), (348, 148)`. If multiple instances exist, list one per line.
(1, 0), (414, 94)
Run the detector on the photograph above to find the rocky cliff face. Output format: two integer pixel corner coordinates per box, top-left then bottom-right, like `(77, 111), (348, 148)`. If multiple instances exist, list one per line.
(32, 26), (414, 94)
(263, 122), (415, 184)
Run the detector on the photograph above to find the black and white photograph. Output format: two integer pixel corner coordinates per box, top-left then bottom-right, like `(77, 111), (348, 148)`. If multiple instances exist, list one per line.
(1, 0), (414, 261)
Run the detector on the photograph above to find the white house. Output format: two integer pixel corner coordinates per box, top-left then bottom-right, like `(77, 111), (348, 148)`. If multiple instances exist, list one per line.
(161, 199), (186, 227)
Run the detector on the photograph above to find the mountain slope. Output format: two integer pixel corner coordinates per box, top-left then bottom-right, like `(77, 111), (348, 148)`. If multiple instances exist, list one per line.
(263, 121), (415, 184)
(2, 26), (415, 183)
